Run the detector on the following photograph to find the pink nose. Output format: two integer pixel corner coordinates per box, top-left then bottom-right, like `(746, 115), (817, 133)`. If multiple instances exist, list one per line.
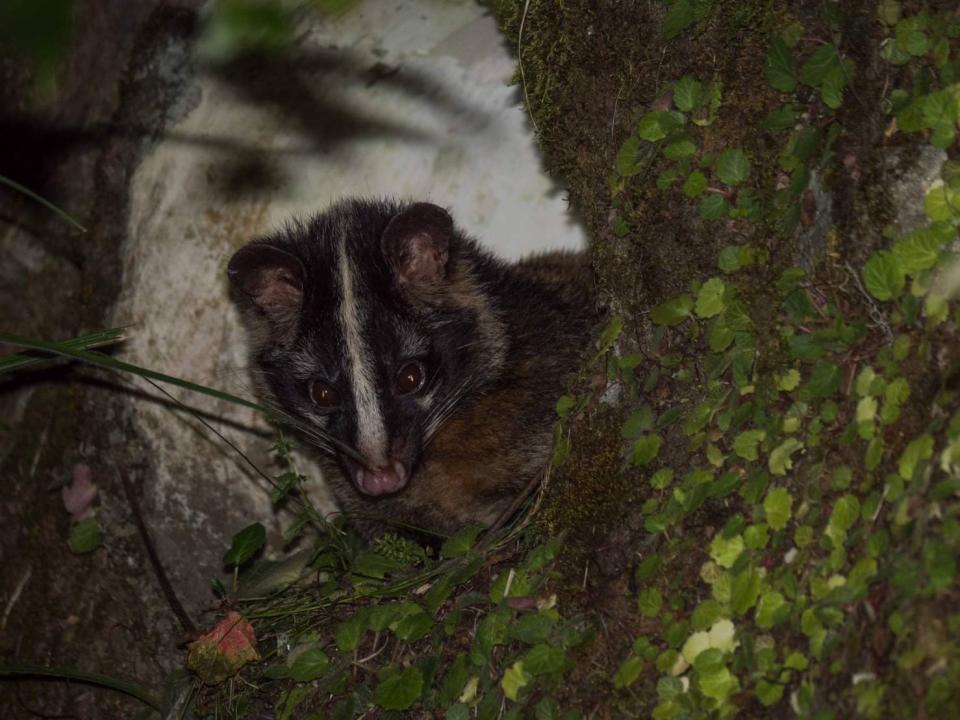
(355, 462), (408, 496)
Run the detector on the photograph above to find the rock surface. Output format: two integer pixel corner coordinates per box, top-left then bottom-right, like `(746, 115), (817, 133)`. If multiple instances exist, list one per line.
(0, 1), (583, 716)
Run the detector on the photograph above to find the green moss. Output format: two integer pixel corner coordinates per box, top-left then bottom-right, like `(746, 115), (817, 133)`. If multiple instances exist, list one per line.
(490, 0), (960, 715)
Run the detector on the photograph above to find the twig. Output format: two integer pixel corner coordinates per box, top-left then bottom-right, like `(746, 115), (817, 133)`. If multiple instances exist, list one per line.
(482, 461), (549, 544)
(844, 261), (894, 343)
(117, 469), (197, 636)
(355, 632), (389, 666)
(1, 566), (31, 632)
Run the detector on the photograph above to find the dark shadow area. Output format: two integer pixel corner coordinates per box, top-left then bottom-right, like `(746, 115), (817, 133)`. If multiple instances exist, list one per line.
(0, 36), (493, 207)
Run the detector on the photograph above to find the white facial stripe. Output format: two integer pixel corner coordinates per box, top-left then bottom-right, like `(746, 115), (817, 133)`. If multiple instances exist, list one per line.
(338, 237), (387, 466)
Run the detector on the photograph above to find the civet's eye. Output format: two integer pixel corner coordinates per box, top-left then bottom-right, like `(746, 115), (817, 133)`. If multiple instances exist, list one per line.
(309, 380), (340, 408)
(395, 361), (425, 395)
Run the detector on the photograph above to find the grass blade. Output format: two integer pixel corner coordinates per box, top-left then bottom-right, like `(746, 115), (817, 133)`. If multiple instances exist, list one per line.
(0, 332), (373, 467)
(0, 333), (262, 411)
(0, 327), (126, 374)
(0, 664), (161, 710)
(0, 173), (87, 232)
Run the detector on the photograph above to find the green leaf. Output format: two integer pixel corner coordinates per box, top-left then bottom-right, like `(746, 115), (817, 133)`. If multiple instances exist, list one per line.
(807, 361), (841, 398)
(898, 433), (933, 480)
(276, 687), (310, 720)
(650, 294), (694, 326)
(446, 704), (470, 720)
(709, 533), (744, 569)
(523, 644), (567, 675)
(718, 245), (741, 273)
(925, 542), (956, 591)
(763, 488), (792, 531)
(637, 110), (685, 141)
(673, 75), (704, 112)
(893, 228), (943, 273)
(830, 494), (861, 534)
(785, 651), (809, 670)
(615, 135), (644, 176)
(596, 315), (624, 353)
(691, 600), (724, 631)
(693, 647), (725, 675)
(394, 609), (433, 642)
(288, 648), (329, 682)
(831, 465), (853, 490)
(896, 18), (929, 56)
(781, 20), (804, 47)
(632, 434), (663, 466)
(862, 251), (905, 301)
(733, 429), (766, 461)
(695, 278), (727, 318)
(637, 110), (667, 142)
(556, 395), (575, 417)
(799, 44), (840, 87)
(650, 468), (674, 489)
(663, 139), (696, 160)
(731, 567), (762, 615)
(440, 524), (482, 559)
(635, 554), (664, 583)
(501, 661), (530, 701)
(622, 407), (655, 438)
(224, 522), (266, 567)
(335, 613), (366, 652)
(777, 369), (801, 391)
(657, 168), (678, 190)
(924, 183), (960, 222)
(638, 588), (663, 617)
(439, 655), (470, 706)
(490, 568), (531, 602)
(764, 38), (796, 92)
(613, 655), (645, 689)
(375, 667), (423, 710)
(662, 0), (694, 39)
(683, 170), (707, 198)
(763, 104), (798, 132)
(820, 64), (846, 109)
(68, 518), (102, 554)
(715, 148), (750, 186)
(352, 551), (405, 579)
(756, 679), (785, 706)
(700, 193), (729, 220)
(507, 614), (556, 645)
(743, 523), (769, 549)
(769, 438), (803, 476)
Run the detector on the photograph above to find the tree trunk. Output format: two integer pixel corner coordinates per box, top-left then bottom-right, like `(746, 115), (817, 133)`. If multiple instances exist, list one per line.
(492, 0), (960, 715)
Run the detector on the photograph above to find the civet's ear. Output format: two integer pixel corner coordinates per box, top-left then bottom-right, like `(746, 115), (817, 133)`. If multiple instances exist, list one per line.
(227, 243), (305, 328)
(381, 202), (453, 288)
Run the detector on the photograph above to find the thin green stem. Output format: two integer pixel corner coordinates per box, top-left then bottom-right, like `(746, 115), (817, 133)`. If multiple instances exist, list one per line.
(0, 332), (373, 467)
(0, 174), (87, 232)
(0, 664), (161, 710)
(0, 333), (262, 411)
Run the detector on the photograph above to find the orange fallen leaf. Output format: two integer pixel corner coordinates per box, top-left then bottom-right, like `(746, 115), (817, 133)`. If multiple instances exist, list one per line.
(186, 610), (259, 684)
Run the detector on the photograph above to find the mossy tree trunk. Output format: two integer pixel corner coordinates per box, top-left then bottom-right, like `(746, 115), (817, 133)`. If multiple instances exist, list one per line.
(492, 1), (960, 716)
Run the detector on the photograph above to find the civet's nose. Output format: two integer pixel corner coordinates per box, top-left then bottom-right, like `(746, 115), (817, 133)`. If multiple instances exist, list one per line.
(354, 461), (408, 496)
